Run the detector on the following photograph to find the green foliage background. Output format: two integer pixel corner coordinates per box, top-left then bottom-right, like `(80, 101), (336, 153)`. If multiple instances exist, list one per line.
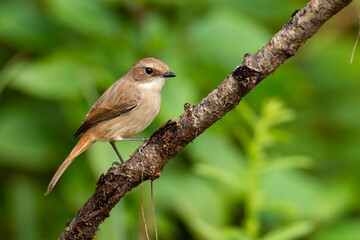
(0, 0), (359, 239)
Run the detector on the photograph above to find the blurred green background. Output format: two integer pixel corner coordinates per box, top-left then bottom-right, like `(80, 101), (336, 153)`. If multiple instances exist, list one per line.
(1, 0), (360, 239)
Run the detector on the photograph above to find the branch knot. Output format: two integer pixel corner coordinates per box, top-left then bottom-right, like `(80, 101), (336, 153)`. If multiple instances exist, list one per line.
(232, 66), (265, 90)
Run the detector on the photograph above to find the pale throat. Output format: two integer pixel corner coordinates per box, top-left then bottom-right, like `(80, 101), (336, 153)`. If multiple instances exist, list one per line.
(138, 77), (166, 91)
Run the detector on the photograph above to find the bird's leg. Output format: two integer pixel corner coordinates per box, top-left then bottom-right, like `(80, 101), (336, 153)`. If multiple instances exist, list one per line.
(130, 141), (148, 156)
(122, 138), (150, 157)
(122, 137), (149, 155)
(110, 141), (124, 165)
(121, 137), (149, 141)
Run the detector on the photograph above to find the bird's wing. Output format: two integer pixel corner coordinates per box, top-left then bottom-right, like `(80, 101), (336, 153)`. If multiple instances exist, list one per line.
(73, 82), (140, 138)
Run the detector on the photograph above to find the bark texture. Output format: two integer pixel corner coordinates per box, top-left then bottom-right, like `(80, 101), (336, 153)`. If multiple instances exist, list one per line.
(59, 0), (353, 239)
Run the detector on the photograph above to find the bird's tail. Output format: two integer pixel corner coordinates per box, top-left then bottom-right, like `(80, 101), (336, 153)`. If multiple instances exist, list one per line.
(44, 132), (94, 195)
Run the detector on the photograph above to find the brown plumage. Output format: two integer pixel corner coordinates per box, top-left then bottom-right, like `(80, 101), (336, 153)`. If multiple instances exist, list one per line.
(45, 58), (176, 195)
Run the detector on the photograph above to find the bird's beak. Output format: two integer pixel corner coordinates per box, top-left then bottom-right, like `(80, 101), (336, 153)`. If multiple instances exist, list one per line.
(163, 71), (176, 78)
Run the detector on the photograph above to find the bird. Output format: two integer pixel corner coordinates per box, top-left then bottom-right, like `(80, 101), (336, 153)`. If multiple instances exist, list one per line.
(45, 58), (176, 195)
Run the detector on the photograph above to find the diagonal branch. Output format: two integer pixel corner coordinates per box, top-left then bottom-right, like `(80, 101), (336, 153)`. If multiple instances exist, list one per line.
(59, 0), (353, 239)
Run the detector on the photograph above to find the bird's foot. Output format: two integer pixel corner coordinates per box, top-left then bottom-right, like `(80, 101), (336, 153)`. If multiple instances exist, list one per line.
(129, 141), (149, 157)
(112, 161), (122, 167)
(139, 141), (148, 155)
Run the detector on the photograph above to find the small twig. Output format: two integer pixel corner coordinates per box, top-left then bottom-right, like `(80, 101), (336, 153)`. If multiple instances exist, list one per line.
(151, 180), (158, 240)
(141, 169), (150, 240)
(350, 2), (360, 63)
(129, 147), (139, 157)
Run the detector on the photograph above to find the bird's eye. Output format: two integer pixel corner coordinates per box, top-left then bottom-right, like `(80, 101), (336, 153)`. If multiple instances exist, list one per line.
(145, 68), (153, 75)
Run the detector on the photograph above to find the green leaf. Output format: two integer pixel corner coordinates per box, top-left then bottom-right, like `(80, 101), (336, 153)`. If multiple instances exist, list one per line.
(260, 170), (320, 219)
(155, 172), (228, 232)
(260, 220), (314, 240)
(262, 156), (313, 172)
(194, 163), (246, 193)
(236, 101), (258, 128)
(187, 8), (270, 69)
(312, 220), (360, 240)
(0, 102), (51, 168)
(45, 0), (120, 38)
(9, 176), (39, 240)
(9, 53), (82, 100)
(260, 99), (296, 128)
(311, 182), (355, 223)
(187, 131), (247, 173)
(0, 0), (59, 51)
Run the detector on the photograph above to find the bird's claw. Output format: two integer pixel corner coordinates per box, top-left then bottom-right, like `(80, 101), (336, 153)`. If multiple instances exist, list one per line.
(112, 161), (121, 167)
(139, 141), (148, 155)
(139, 144), (144, 155)
(129, 141), (148, 157)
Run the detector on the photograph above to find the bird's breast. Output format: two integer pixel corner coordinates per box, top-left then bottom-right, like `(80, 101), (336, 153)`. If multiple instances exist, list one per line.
(90, 90), (162, 141)
(123, 91), (162, 136)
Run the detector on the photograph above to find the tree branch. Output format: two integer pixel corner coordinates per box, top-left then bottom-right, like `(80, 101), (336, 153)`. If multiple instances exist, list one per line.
(59, 0), (353, 239)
